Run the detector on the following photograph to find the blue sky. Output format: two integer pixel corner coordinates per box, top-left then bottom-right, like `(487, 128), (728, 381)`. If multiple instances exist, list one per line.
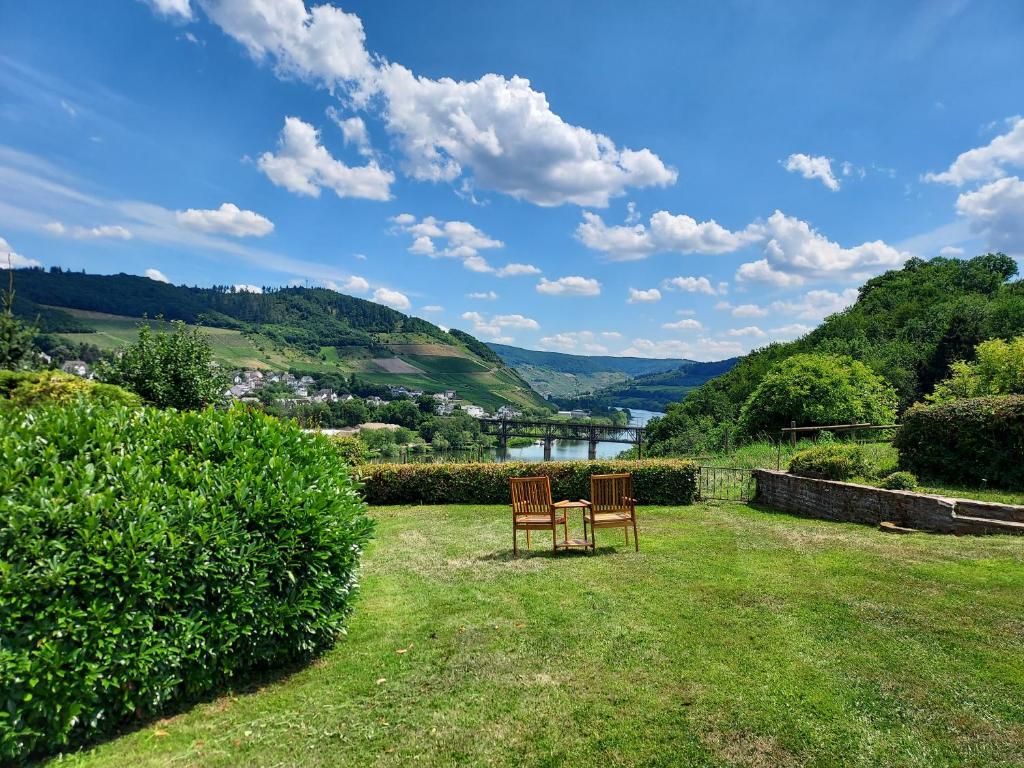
(1, 0), (1023, 360)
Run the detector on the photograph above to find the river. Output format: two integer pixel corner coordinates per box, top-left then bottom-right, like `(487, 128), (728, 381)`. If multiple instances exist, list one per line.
(495, 408), (663, 462)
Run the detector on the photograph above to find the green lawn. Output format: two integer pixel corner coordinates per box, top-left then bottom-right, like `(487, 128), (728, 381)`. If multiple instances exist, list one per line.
(54, 504), (1024, 767)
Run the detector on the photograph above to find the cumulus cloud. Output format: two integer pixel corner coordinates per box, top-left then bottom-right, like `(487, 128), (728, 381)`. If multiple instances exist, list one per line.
(538, 331), (610, 355)
(954, 176), (1024, 255)
(146, 0), (193, 20)
(258, 116), (393, 200)
(327, 109), (375, 157)
(190, 0), (676, 207)
(619, 337), (744, 361)
(576, 210), (757, 260)
(939, 245), (965, 256)
(726, 325), (767, 337)
(661, 318), (702, 330)
(233, 283), (263, 293)
(536, 275), (601, 296)
(461, 310), (538, 342)
(627, 287), (661, 304)
(770, 323), (813, 338)
(783, 153), (840, 191)
(661, 275), (723, 295)
(495, 262), (541, 277)
(324, 275), (370, 294)
(45, 221), (133, 240)
(176, 202), (274, 237)
(466, 290), (498, 300)
(722, 288), (858, 323)
(420, 305), (443, 313)
(144, 268), (170, 283)
(730, 303), (769, 318)
(0, 235), (41, 268)
(373, 287), (410, 310)
(924, 116), (1024, 185)
(735, 211), (908, 285)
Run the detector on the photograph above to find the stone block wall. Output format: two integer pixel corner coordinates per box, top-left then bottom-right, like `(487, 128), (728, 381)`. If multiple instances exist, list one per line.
(752, 469), (1024, 535)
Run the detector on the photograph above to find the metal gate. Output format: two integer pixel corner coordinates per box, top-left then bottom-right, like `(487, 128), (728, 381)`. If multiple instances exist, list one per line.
(698, 466), (755, 502)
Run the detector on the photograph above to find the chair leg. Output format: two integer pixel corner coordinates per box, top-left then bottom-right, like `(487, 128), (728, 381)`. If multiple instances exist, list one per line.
(624, 526), (629, 546)
(633, 518), (639, 552)
(552, 527), (557, 553)
(526, 529), (531, 549)
(513, 528), (518, 557)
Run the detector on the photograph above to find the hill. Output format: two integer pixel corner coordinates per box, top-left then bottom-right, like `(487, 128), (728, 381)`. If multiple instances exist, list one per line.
(9, 268), (549, 412)
(487, 343), (705, 399)
(644, 253), (1024, 454)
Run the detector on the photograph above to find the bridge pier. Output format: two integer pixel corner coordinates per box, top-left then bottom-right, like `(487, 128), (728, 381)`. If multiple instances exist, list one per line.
(543, 437), (553, 461)
(588, 440), (598, 461)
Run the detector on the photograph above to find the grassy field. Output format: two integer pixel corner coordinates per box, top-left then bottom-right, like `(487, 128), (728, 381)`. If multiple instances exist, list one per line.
(56, 504), (1024, 767)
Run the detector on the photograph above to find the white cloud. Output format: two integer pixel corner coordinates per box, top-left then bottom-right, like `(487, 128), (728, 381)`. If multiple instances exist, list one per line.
(924, 116), (1024, 185)
(769, 288), (859, 320)
(726, 325), (767, 337)
(662, 318), (702, 330)
(258, 116), (393, 200)
(145, 0), (193, 20)
(731, 303), (769, 318)
(620, 337), (744, 361)
(324, 275), (369, 294)
(176, 202), (274, 237)
(495, 262), (541, 277)
(736, 211), (908, 285)
(538, 330), (609, 355)
(466, 290), (498, 300)
(391, 213), (505, 272)
(770, 323), (813, 338)
(938, 245), (965, 256)
(954, 176), (1024, 255)
(536, 275), (601, 296)
(662, 275), (722, 295)
(420, 305), (443, 313)
(327, 109), (374, 157)
(783, 153), (840, 191)
(627, 287), (661, 304)
(233, 283), (263, 293)
(190, 0), (676, 207)
(373, 287), (410, 310)
(0, 235), (40, 268)
(144, 268), (170, 283)
(461, 310), (539, 341)
(576, 210), (757, 260)
(45, 221), (133, 240)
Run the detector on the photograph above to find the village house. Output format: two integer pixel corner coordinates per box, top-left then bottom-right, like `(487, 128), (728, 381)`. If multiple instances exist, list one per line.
(61, 360), (90, 378)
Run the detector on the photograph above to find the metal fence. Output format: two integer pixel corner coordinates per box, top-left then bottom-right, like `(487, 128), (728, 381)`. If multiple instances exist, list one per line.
(697, 466), (756, 502)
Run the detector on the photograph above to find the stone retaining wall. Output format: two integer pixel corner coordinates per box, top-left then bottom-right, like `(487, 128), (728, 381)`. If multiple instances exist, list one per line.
(752, 469), (1024, 535)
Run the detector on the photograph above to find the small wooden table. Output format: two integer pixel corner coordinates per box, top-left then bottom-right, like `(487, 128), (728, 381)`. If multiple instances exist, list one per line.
(552, 500), (592, 550)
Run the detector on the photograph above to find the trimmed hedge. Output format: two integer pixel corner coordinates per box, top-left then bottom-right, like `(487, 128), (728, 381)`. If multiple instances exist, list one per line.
(0, 403), (372, 762)
(0, 370), (140, 407)
(788, 444), (867, 481)
(879, 471), (918, 490)
(895, 395), (1024, 487)
(360, 460), (699, 506)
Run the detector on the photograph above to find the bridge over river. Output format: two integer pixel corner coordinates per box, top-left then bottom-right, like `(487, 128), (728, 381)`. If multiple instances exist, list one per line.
(478, 418), (646, 460)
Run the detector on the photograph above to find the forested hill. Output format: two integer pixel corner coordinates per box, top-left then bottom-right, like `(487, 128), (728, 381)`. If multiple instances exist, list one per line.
(8, 267), (549, 411)
(646, 253), (1024, 453)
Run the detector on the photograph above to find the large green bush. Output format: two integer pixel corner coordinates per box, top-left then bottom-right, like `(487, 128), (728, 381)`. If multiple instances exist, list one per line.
(895, 396), (1024, 487)
(0, 370), (140, 407)
(788, 444), (868, 481)
(927, 334), (1024, 403)
(360, 460), (699, 506)
(738, 353), (897, 437)
(0, 403), (372, 762)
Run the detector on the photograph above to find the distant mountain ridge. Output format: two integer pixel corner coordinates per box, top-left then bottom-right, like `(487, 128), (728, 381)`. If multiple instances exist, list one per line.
(9, 267), (547, 412)
(488, 342), (736, 405)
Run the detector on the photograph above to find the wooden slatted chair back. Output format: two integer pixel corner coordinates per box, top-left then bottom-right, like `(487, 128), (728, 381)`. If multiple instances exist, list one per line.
(510, 476), (554, 520)
(590, 473), (633, 514)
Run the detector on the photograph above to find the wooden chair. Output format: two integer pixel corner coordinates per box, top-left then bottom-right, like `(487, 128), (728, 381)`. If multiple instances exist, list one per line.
(585, 473), (639, 552)
(510, 476), (569, 556)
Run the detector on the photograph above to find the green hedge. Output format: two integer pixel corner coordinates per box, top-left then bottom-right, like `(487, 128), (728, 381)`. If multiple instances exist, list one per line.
(788, 444), (868, 481)
(0, 403), (373, 762)
(360, 460), (699, 506)
(895, 395), (1024, 487)
(0, 370), (140, 407)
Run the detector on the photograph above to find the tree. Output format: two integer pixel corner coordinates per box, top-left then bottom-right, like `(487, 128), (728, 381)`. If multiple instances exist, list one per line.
(98, 320), (226, 409)
(737, 353), (897, 437)
(927, 335), (1024, 402)
(0, 269), (39, 370)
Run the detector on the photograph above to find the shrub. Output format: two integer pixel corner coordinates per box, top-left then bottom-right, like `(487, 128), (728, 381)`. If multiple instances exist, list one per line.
(879, 471), (918, 490)
(738, 353), (897, 437)
(0, 370), (140, 407)
(332, 434), (369, 464)
(895, 395), (1024, 487)
(0, 403), (372, 762)
(788, 444), (868, 481)
(359, 460), (699, 506)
